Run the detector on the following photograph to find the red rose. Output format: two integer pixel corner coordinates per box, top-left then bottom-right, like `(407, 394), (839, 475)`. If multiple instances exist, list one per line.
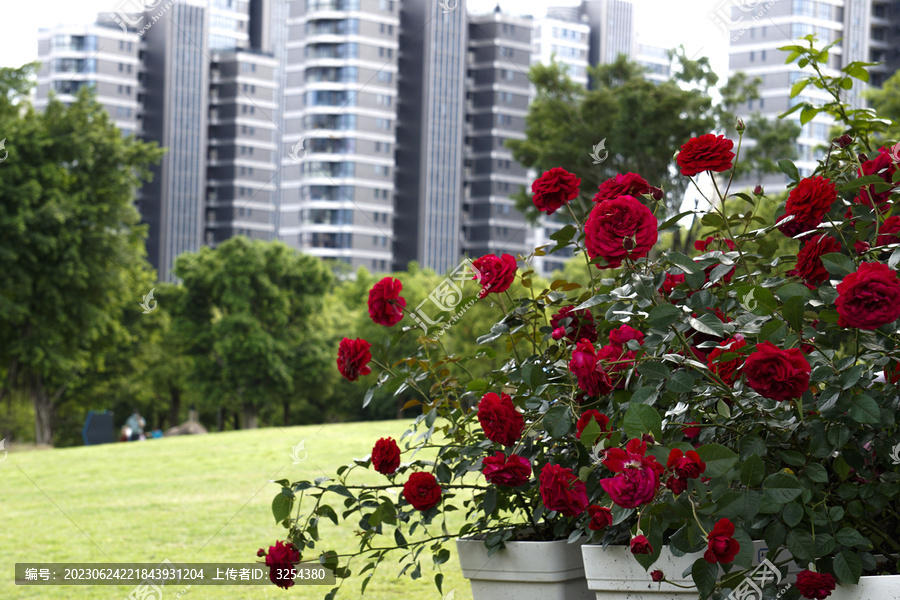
(550, 305), (598, 343)
(482, 452), (531, 487)
(539, 463), (589, 517)
(854, 240), (870, 254)
(586, 505), (613, 530)
(371, 437), (400, 475)
(261, 541), (301, 589)
(706, 335), (747, 386)
(575, 410), (611, 441)
(531, 167), (581, 214)
(337, 338), (372, 381)
(660, 272), (685, 298)
(779, 176), (838, 237)
(876, 216), (900, 247)
(667, 448), (706, 479)
(608, 324), (644, 348)
(551, 327), (566, 340)
(704, 518), (740, 564)
(403, 471), (442, 511)
(682, 422), (701, 439)
(600, 439), (664, 508)
(790, 235), (841, 285)
(744, 341), (811, 401)
(665, 475), (687, 495)
(596, 343), (635, 388)
(885, 362), (900, 384)
(584, 195), (658, 269)
(651, 570), (664, 582)
(569, 340), (614, 397)
(367, 277), (406, 326)
(836, 262), (900, 329)
(477, 392), (524, 446)
(472, 253), (517, 298)
(676, 134), (735, 176)
(593, 172), (651, 204)
(630, 535), (653, 555)
(796, 570), (837, 599)
(854, 146), (898, 208)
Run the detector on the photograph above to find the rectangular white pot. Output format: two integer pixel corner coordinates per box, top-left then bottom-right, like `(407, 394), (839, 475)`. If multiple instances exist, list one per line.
(457, 536), (594, 600)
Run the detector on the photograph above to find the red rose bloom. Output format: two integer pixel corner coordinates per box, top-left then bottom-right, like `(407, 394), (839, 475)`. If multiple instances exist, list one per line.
(600, 439), (664, 508)
(854, 146), (898, 208)
(586, 505), (613, 530)
(836, 262), (900, 329)
(371, 437), (401, 475)
(261, 541), (301, 589)
(550, 305), (598, 343)
(367, 277), (406, 326)
(596, 343), (636, 388)
(704, 518), (740, 564)
(665, 475), (687, 495)
(630, 535), (653, 555)
(472, 253), (517, 298)
(651, 570), (664, 582)
(608, 324), (644, 348)
(667, 448), (706, 479)
(877, 215), (900, 247)
(531, 168), (581, 215)
(682, 422), (701, 439)
(403, 471), (442, 511)
(593, 172), (651, 204)
(569, 340), (614, 397)
(482, 452), (531, 487)
(744, 341), (811, 401)
(539, 463), (589, 517)
(584, 195), (659, 269)
(660, 272), (685, 297)
(676, 134), (735, 176)
(477, 392), (524, 447)
(706, 335), (747, 386)
(337, 338), (372, 381)
(790, 235), (841, 285)
(779, 176), (838, 237)
(575, 410), (611, 441)
(796, 570), (837, 600)
(855, 240), (871, 254)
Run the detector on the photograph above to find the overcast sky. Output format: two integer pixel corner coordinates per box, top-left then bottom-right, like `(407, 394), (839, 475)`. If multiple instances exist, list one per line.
(0, 0), (732, 78)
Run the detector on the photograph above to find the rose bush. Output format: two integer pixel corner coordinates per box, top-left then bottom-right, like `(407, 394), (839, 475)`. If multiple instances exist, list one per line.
(260, 41), (900, 600)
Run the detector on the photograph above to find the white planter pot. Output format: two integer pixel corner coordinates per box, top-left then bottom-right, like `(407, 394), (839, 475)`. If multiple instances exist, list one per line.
(581, 541), (797, 599)
(456, 536), (594, 600)
(828, 575), (900, 600)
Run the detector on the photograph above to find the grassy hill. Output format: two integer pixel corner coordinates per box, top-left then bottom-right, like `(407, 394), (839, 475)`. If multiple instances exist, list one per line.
(0, 421), (472, 599)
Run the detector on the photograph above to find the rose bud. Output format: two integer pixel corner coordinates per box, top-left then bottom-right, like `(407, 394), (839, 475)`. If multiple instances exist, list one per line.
(651, 570), (664, 582)
(649, 186), (664, 201)
(753, 185), (763, 195)
(551, 327), (566, 341)
(735, 118), (745, 133)
(833, 134), (852, 148)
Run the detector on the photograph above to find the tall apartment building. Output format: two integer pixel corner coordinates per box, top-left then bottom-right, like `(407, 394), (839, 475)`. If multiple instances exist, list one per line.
(581, 0), (635, 79)
(728, 0), (900, 186)
(280, 0), (401, 272)
(637, 41), (673, 84)
(35, 19), (141, 136)
(394, 0), (468, 274)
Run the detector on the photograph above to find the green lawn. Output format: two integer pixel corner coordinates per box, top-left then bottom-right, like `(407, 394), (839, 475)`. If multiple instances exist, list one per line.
(1, 421), (473, 600)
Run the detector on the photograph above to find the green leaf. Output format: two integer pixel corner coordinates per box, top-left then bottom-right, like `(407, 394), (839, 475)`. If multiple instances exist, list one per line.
(695, 444), (739, 478)
(668, 252), (701, 274)
(543, 404), (574, 438)
(777, 283), (813, 301)
(740, 454), (765, 487)
(362, 387), (375, 409)
(623, 403), (662, 440)
(691, 558), (718, 599)
(272, 493), (293, 523)
(648, 303), (682, 328)
(637, 361), (671, 381)
(666, 371), (695, 394)
(782, 502), (804, 527)
(762, 472), (804, 504)
(805, 463), (829, 483)
(782, 295), (806, 331)
(715, 490), (760, 521)
(658, 210), (696, 232)
(737, 285), (777, 316)
(819, 252), (855, 277)
(835, 527), (872, 549)
(787, 529), (816, 563)
(483, 486), (498, 515)
(689, 313), (725, 338)
(778, 159), (800, 181)
(574, 294), (609, 310)
(848, 394), (880, 424)
(833, 550), (862, 584)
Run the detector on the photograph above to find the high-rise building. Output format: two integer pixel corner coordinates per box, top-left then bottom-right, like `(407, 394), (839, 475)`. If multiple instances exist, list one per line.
(636, 41), (672, 84)
(727, 0), (900, 186)
(280, 0), (400, 273)
(581, 0), (635, 79)
(35, 20), (141, 137)
(394, 0), (468, 274)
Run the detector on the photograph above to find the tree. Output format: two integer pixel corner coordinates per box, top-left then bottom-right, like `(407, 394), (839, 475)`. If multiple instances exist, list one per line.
(0, 65), (163, 445)
(866, 69), (900, 142)
(173, 237), (332, 428)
